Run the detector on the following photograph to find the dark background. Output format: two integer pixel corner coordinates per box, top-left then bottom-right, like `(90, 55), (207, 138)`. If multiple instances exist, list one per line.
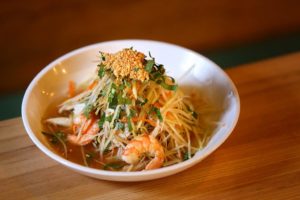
(1, 0), (300, 119)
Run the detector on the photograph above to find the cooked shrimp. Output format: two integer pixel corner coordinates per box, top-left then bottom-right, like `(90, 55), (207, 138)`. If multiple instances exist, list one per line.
(121, 134), (164, 170)
(68, 114), (99, 146)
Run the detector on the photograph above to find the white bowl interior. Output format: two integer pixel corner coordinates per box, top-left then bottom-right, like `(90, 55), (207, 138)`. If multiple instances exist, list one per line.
(22, 40), (240, 181)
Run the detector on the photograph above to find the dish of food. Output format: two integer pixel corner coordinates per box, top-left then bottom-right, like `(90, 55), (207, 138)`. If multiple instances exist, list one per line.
(22, 40), (240, 181)
(43, 48), (212, 171)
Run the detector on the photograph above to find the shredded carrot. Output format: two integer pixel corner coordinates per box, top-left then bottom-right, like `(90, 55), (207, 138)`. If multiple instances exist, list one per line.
(175, 124), (182, 129)
(166, 91), (172, 98)
(87, 80), (98, 90)
(166, 112), (175, 120)
(68, 81), (76, 97)
(132, 116), (145, 122)
(153, 102), (162, 108)
(145, 119), (156, 127)
(82, 115), (97, 134)
(126, 89), (132, 95)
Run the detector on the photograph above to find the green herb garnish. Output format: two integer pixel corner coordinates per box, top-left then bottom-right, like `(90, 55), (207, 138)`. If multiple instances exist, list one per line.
(108, 84), (117, 103)
(98, 63), (106, 78)
(150, 71), (162, 80)
(99, 52), (106, 61)
(42, 131), (68, 158)
(98, 112), (106, 129)
(119, 83), (125, 90)
(103, 162), (124, 170)
(106, 115), (113, 122)
(127, 117), (133, 131)
(83, 104), (93, 118)
(183, 152), (189, 161)
(160, 81), (178, 91)
(145, 60), (155, 73)
(130, 109), (136, 117)
(124, 80), (131, 87)
(109, 95), (118, 109)
(153, 107), (163, 122)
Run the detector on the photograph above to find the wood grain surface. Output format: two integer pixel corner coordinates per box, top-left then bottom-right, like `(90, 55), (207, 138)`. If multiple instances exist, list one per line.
(1, 0), (300, 93)
(1, 53), (300, 199)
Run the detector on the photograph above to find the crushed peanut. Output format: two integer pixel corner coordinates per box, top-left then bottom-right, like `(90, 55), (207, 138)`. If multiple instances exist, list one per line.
(102, 48), (149, 82)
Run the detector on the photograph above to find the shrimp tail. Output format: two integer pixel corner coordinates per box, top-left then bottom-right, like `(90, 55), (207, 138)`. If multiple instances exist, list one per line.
(145, 156), (164, 170)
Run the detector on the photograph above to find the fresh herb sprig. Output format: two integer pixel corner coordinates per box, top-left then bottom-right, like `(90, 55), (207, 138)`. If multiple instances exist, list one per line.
(42, 131), (68, 158)
(145, 55), (178, 91)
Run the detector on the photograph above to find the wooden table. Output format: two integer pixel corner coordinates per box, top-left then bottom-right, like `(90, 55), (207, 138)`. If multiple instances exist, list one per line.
(1, 53), (300, 199)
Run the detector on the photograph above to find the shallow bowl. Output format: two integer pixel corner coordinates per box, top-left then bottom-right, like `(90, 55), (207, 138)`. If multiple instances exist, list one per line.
(22, 39), (240, 181)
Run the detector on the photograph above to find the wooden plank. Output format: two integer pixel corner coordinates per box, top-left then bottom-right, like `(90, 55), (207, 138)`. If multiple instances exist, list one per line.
(1, 53), (300, 199)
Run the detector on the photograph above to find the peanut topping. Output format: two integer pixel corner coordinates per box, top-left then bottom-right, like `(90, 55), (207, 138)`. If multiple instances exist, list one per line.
(102, 49), (149, 81)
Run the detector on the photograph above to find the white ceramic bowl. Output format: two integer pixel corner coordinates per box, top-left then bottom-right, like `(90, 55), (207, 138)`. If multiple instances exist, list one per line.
(22, 39), (240, 182)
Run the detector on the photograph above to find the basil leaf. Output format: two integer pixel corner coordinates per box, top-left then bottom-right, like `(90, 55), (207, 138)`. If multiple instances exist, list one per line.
(153, 107), (163, 122)
(124, 80), (131, 87)
(98, 112), (106, 129)
(103, 162), (124, 170)
(127, 117), (133, 131)
(145, 60), (155, 73)
(98, 63), (106, 78)
(160, 82), (178, 91)
(108, 89), (116, 103)
(183, 152), (189, 161)
(106, 115), (113, 122)
(130, 109), (136, 117)
(124, 98), (132, 105)
(108, 83), (117, 108)
(150, 71), (162, 81)
(119, 83), (125, 90)
(109, 95), (118, 109)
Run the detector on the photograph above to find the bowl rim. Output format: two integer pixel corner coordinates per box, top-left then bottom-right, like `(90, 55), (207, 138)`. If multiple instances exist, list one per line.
(21, 39), (240, 178)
